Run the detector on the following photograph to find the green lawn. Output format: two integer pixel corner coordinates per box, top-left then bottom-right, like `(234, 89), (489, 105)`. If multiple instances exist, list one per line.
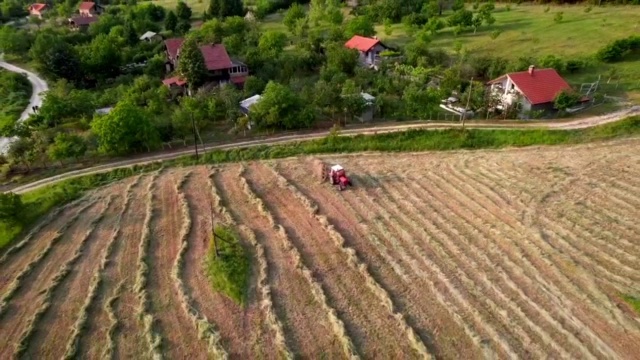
(148, 0), (209, 17)
(375, 4), (640, 100)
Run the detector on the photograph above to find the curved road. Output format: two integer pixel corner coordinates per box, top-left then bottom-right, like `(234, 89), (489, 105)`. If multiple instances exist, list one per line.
(0, 59), (49, 153)
(10, 105), (640, 195)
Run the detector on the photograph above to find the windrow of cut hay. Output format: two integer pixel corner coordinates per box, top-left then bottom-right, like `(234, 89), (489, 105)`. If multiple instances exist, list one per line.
(353, 169), (557, 358)
(133, 171), (163, 360)
(0, 197), (85, 265)
(269, 163), (432, 360)
(238, 166), (359, 360)
(171, 171), (228, 360)
(102, 281), (124, 359)
(414, 165), (620, 357)
(210, 168), (292, 360)
(14, 195), (115, 358)
(0, 199), (99, 318)
(63, 176), (142, 360)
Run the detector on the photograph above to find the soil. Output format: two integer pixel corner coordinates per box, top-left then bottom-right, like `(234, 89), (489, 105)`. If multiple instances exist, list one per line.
(0, 138), (639, 358)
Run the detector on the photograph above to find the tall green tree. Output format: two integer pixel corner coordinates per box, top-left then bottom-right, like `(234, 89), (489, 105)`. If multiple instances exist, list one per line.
(91, 100), (160, 155)
(30, 33), (82, 83)
(0, 26), (32, 56)
(340, 80), (366, 124)
(0, 192), (23, 224)
(177, 38), (208, 89)
(345, 16), (376, 38)
(283, 3), (306, 33)
(81, 34), (123, 80)
(176, 1), (192, 21)
(258, 31), (288, 58)
(165, 10), (178, 32)
(252, 81), (314, 129)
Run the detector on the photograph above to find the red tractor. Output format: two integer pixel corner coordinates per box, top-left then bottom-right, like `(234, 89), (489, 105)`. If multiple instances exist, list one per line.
(328, 164), (352, 191)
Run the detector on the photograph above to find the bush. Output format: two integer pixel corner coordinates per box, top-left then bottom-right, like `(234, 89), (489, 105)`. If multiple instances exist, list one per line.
(596, 36), (640, 62)
(206, 225), (250, 305)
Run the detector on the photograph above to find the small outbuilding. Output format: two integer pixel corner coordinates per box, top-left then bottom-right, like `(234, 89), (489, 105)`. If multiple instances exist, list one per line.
(140, 31), (162, 42)
(239, 94), (262, 114)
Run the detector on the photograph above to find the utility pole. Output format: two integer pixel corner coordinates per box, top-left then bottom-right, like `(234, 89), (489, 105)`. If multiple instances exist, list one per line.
(462, 77), (473, 131)
(191, 113), (199, 161)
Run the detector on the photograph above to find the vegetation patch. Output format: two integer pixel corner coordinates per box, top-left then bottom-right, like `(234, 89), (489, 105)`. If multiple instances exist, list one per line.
(622, 295), (640, 315)
(206, 225), (250, 305)
(0, 69), (31, 134)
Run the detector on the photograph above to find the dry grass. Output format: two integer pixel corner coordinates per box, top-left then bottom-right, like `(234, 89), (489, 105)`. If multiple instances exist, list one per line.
(133, 171), (163, 360)
(171, 171), (229, 359)
(239, 166), (360, 360)
(14, 195), (115, 358)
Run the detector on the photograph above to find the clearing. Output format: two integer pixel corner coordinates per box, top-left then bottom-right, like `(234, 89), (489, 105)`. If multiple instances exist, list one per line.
(0, 138), (639, 358)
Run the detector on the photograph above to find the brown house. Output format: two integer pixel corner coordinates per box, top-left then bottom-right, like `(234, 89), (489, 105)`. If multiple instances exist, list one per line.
(28, 3), (48, 18)
(164, 38), (248, 89)
(68, 15), (99, 31)
(78, 1), (103, 17)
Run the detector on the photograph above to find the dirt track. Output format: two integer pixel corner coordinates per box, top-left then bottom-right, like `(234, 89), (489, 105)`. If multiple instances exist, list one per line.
(0, 138), (639, 358)
(9, 106), (640, 195)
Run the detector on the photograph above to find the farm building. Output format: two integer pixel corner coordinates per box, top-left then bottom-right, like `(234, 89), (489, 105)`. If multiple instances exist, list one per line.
(68, 15), (99, 31)
(344, 35), (389, 67)
(28, 3), (48, 18)
(78, 1), (103, 17)
(164, 38), (248, 88)
(487, 66), (581, 117)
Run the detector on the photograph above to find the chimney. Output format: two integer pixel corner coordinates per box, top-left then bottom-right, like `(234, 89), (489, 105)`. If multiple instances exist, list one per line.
(528, 65), (535, 75)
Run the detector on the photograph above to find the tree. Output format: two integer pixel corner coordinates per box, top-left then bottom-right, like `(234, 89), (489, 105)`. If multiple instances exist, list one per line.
(251, 81), (314, 129)
(340, 80), (366, 125)
(176, 20), (192, 34)
(30, 33), (82, 83)
(81, 34), (123, 80)
(324, 43), (359, 76)
(0, 192), (23, 224)
(345, 16), (375, 38)
(91, 100), (160, 155)
(402, 84), (441, 119)
(207, 0), (244, 19)
(0, 26), (32, 56)
(383, 18), (394, 36)
(171, 95), (208, 144)
(258, 31), (288, 58)
(283, 3), (306, 33)
(165, 10), (178, 32)
(48, 132), (87, 164)
(177, 38), (207, 89)
(176, 1), (192, 21)
(447, 9), (473, 29)
(554, 89), (580, 112)
(554, 12), (563, 23)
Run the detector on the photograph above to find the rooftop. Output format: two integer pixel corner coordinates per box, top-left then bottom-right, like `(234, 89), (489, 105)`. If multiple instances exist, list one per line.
(69, 16), (99, 26)
(164, 38), (233, 71)
(79, 1), (95, 11)
(490, 67), (572, 105)
(345, 35), (381, 52)
(30, 3), (47, 12)
(140, 31), (158, 40)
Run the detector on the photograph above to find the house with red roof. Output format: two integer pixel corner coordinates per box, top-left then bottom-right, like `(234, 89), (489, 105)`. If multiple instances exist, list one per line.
(488, 66), (579, 116)
(344, 35), (389, 67)
(28, 3), (48, 18)
(78, 2), (103, 17)
(163, 38), (248, 90)
(68, 15), (99, 31)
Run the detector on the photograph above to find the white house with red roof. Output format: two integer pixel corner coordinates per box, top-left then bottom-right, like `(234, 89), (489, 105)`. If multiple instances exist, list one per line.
(344, 35), (388, 67)
(28, 3), (48, 18)
(163, 38), (248, 91)
(488, 66), (577, 115)
(78, 2), (103, 17)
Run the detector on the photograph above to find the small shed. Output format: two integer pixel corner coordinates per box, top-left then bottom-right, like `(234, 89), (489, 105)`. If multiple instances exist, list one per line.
(358, 92), (376, 122)
(140, 31), (162, 42)
(239, 94), (262, 114)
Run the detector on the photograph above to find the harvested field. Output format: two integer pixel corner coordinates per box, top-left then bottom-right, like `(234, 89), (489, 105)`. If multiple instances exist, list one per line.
(1, 138), (639, 358)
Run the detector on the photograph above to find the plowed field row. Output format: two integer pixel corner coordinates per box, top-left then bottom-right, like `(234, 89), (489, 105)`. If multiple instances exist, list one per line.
(0, 138), (638, 358)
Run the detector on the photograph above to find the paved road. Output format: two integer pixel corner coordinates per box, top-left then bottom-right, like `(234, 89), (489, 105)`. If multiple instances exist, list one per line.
(9, 105), (640, 195)
(0, 59), (49, 153)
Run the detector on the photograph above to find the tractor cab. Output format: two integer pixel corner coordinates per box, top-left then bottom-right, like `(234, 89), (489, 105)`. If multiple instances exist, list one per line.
(329, 164), (352, 191)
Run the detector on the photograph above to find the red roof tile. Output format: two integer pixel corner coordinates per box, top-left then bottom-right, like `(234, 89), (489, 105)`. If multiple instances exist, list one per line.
(79, 1), (95, 11)
(345, 35), (380, 52)
(200, 44), (232, 71)
(499, 68), (571, 105)
(164, 38), (184, 60)
(30, 3), (47, 12)
(162, 76), (186, 86)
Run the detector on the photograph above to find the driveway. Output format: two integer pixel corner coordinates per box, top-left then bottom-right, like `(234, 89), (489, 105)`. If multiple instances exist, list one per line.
(0, 59), (49, 153)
